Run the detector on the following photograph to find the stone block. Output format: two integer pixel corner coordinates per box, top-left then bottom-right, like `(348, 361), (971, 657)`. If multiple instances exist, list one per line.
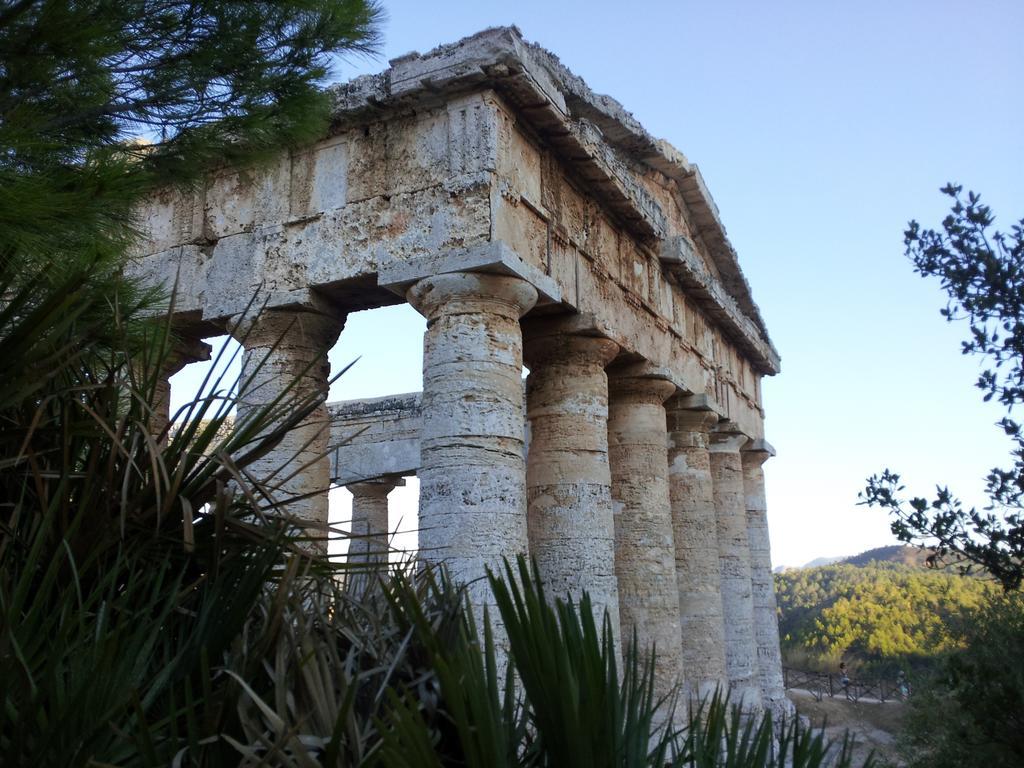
(385, 110), (449, 195)
(125, 244), (208, 316)
(490, 192), (550, 275)
(496, 108), (543, 209)
(133, 186), (204, 256)
(328, 394), (422, 485)
(289, 136), (349, 218)
(204, 156), (290, 239)
(346, 122), (388, 203)
(202, 227), (312, 319)
(378, 241), (560, 304)
(447, 93), (499, 175)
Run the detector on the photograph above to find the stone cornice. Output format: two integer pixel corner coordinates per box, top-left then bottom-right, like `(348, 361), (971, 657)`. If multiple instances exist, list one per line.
(660, 236), (781, 372)
(328, 26), (780, 375)
(327, 392), (421, 419)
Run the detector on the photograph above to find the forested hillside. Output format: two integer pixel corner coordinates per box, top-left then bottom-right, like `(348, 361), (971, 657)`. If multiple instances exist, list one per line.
(774, 559), (998, 674)
(841, 545), (934, 568)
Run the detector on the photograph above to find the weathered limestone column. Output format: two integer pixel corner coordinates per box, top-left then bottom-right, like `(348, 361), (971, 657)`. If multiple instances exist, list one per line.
(607, 367), (685, 706)
(665, 396), (728, 701)
(346, 475), (403, 594)
(523, 330), (622, 645)
(233, 306), (344, 548)
(406, 272), (537, 612)
(347, 476), (404, 566)
(741, 441), (794, 719)
(151, 336), (212, 436)
(710, 424), (761, 708)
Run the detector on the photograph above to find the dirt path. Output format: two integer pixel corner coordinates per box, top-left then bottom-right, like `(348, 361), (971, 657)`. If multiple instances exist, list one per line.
(789, 688), (905, 766)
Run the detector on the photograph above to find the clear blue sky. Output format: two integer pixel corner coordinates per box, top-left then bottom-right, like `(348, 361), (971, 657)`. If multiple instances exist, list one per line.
(174, 0), (1023, 566)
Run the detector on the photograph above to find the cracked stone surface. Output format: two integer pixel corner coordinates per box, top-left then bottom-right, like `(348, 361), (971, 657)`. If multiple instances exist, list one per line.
(406, 271), (537, 615)
(742, 447), (793, 720)
(233, 307), (344, 548)
(666, 401), (728, 700)
(710, 429), (761, 709)
(524, 330), (622, 655)
(608, 371), (684, 707)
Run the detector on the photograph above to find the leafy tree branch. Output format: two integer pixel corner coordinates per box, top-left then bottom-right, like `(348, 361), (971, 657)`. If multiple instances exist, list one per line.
(862, 185), (1024, 590)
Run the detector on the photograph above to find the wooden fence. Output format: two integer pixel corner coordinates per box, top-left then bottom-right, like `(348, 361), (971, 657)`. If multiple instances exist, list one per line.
(782, 666), (909, 703)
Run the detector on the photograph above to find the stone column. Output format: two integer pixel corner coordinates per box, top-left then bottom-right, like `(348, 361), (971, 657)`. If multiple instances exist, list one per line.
(607, 367), (685, 706)
(233, 306), (344, 548)
(347, 476), (404, 566)
(665, 397), (728, 701)
(710, 425), (761, 708)
(346, 476), (403, 594)
(742, 441), (793, 719)
(406, 272), (537, 613)
(151, 336), (212, 437)
(523, 330), (622, 645)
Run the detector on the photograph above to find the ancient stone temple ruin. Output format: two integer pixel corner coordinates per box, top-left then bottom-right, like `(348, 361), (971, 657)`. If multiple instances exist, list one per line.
(131, 27), (790, 716)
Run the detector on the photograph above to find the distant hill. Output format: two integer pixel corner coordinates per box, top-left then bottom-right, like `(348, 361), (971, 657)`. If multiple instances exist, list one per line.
(774, 545), (934, 573)
(802, 556), (845, 569)
(773, 551), (998, 673)
(773, 556), (843, 573)
(841, 545), (934, 568)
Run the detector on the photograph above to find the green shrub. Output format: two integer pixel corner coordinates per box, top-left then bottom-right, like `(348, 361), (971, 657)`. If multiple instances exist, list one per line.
(897, 594), (1024, 768)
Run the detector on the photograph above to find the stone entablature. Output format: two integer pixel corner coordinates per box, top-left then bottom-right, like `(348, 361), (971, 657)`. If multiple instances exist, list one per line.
(130, 26), (778, 438)
(329, 393), (422, 486)
(135, 26), (791, 718)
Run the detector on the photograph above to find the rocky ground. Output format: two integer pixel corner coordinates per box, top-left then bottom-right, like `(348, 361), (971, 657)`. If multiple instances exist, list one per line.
(789, 688), (906, 766)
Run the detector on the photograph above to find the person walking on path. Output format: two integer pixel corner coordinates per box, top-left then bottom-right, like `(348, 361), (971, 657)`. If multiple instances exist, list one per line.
(839, 662), (853, 700)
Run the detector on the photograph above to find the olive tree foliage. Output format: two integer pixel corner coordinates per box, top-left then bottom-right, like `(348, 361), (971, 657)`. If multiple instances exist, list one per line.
(862, 184), (1024, 590)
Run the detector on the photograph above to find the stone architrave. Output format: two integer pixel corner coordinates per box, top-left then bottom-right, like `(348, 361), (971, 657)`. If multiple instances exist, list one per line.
(523, 329), (622, 650)
(607, 367), (685, 705)
(741, 441), (794, 719)
(710, 425), (761, 708)
(233, 306), (345, 548)
(665, 396), (729, 701)
(151, 336), (212, 437)
(406, 271), (538, 614)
